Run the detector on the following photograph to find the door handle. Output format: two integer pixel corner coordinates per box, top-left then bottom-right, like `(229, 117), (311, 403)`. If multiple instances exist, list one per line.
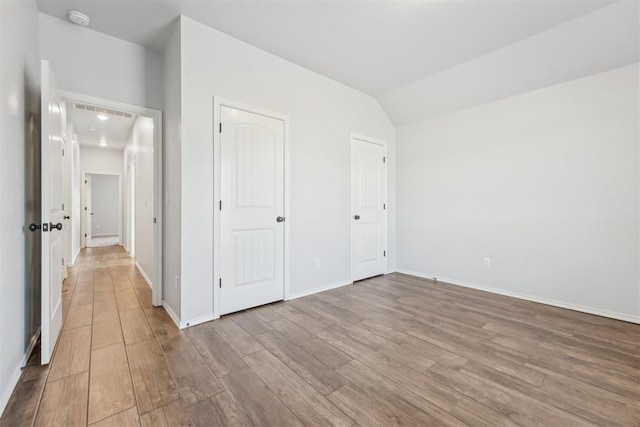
(354, 215), (360, 220)
(28, 223), (41, 232)
(50, 222), (63, 231)
(276, 216), (285, 223)
(63, 215), (70, 220)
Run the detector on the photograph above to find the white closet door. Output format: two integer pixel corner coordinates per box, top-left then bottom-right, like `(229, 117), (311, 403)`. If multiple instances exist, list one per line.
(351, 137), (387, 281)
(220, 106), (285, 315)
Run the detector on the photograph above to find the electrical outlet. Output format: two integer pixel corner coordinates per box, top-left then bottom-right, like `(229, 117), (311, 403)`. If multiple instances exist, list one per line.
(483, 257), (491, 269)
(314, 258), (320, 269)
(174, 274), (179, 289)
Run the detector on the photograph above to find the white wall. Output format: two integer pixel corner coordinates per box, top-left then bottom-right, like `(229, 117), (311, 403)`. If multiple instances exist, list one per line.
(396, 64), (640, 322)
(123, 116), (155, 284)
(89, 174), (120, 236)
(178, 16), (396, 324)
(0, 0), (40, 417)
(80, 146), (124, 176)
(71, 135), (81, 261)
(162, 20), (182, 318)
(38, 13), (163, 110)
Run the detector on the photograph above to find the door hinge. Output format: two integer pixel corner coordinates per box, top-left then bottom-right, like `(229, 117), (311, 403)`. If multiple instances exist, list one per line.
(219, 200), (222, 210)
(383, 203), (386, 210)
(383, 250), (386, 257)
(84, 233), (87, 238)
(62, 203), (65, 211)
(219, 278), (222, 288)
(84, 207), (87, 211)
(62, 148), (65, 156)
(219, 122), (222, 133)
(85, 180), (87, 184)
(62, 258), (64, 266)
(153, 217), (157, 224)
(383, 156), (386, 163)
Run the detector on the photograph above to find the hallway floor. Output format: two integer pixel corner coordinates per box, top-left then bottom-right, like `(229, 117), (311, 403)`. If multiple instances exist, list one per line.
(86, 235), (120, 248)
(1, 246), (639, 426)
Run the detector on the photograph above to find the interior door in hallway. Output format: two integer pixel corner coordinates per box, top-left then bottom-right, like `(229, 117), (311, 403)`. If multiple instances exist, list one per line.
(41, 60), (65, 364)
(85, 174), (92, 242)
(220, 106), (285, 315)
(351, 136), (387, 281)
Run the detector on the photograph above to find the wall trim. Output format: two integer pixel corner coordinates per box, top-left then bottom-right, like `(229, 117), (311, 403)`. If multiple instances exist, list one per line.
(286, 280), (353, 301)
(395, 269), (640, 324)
(181, 314), (216, 329)
(72, 248), (80, 265)
(0, 327), (40, 418)
(162, 301), (181, 329)
(135, 261), (153, 290)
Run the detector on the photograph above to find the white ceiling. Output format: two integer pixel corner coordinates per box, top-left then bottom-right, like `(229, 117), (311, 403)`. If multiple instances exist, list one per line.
(37, 0), (614, 96)
(67, 103), (135, 150)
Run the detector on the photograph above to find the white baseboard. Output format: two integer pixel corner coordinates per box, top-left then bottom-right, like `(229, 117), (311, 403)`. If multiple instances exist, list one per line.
(162, 301), (182, 329)
(135, 261), (153, 290)
(286, 280), (353, 301)
(0, 327), (40, 418)
(394, 269), (640, 324)
(72, 247), (80, 265)
(181, 313), (216, 329)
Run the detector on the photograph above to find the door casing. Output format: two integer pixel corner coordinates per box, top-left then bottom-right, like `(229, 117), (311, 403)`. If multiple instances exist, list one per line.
(213, 97), (291, 320)
(350, 133), (388, 282)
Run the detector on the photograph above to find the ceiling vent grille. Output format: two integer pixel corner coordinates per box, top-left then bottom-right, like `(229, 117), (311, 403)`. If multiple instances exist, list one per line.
(74, 103), (134, 119)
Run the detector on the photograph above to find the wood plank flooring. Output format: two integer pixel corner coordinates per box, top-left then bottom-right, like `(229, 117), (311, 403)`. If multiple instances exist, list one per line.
(1, 245), (639, 426)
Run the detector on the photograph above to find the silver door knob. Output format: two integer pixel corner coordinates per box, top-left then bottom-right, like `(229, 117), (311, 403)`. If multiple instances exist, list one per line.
(276, 216), (285, 223)
(354, 215), (360, 220)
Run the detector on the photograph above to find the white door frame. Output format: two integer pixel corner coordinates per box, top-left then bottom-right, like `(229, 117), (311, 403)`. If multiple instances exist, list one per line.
(81, 172), (122, 246)
(60, 90), (163, 307)
(350, 133), (388, 281)
(213, 97), (291, 319)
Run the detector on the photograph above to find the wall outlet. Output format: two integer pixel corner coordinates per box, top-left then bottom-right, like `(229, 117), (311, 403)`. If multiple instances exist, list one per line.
(314, 258), (320, 269)
(483, 257), (491, 269)
(174, 274), (180, 289)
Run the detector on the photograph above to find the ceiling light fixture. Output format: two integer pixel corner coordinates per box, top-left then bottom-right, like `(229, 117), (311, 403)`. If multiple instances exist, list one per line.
(97, 114), (108, 121)
(99, 141), (108, 147)
(67, 10), (91, 27)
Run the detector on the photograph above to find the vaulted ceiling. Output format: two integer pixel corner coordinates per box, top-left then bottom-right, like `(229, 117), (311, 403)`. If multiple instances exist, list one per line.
(38, 0), (638, 124)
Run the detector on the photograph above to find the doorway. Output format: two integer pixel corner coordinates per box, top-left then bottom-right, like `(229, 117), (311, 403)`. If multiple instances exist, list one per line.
(214, 100), (290, 317)
(59, 90), (164, 309)
(82, 173), (121, 248)
(351, 134), (388, 282)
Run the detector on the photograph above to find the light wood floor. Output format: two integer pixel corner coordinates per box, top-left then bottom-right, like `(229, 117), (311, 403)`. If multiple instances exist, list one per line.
(2, 246), (639, 426)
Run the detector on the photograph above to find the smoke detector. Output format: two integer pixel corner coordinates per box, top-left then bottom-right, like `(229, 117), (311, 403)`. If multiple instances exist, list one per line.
(67, 10), (90, 27)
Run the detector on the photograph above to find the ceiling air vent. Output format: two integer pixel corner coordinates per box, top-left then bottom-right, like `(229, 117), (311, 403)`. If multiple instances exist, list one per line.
(74, 103), (134, 119)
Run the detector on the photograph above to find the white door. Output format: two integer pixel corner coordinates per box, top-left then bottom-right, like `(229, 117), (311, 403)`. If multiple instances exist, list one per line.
(85, 174), (92, 242)
(41, 60), (64, 364)
(220, 106), (285, 315)
(351, 137), (387, 281)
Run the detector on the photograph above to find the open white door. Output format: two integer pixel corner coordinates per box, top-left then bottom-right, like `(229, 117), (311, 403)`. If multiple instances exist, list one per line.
(86, 174), (92, 240)
(351, 136), (387, 281)
(220, 106), (285, 315)
(41, 60), (65, 365)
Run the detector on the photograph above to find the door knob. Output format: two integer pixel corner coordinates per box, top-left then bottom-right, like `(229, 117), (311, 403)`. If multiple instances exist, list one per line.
(354, 215), (360, 220)
(63, 215), (70, 220)
(28, 223), (41, 232)
(50, 222), (63, 231)
(276, 216), (285, 223)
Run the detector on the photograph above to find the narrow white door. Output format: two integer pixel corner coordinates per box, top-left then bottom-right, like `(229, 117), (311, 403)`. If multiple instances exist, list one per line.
(351, 137), (387, 281)
(85, 175), (92, 240)
(41, 60), (64, 364)
(220, 106), (285, 315)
